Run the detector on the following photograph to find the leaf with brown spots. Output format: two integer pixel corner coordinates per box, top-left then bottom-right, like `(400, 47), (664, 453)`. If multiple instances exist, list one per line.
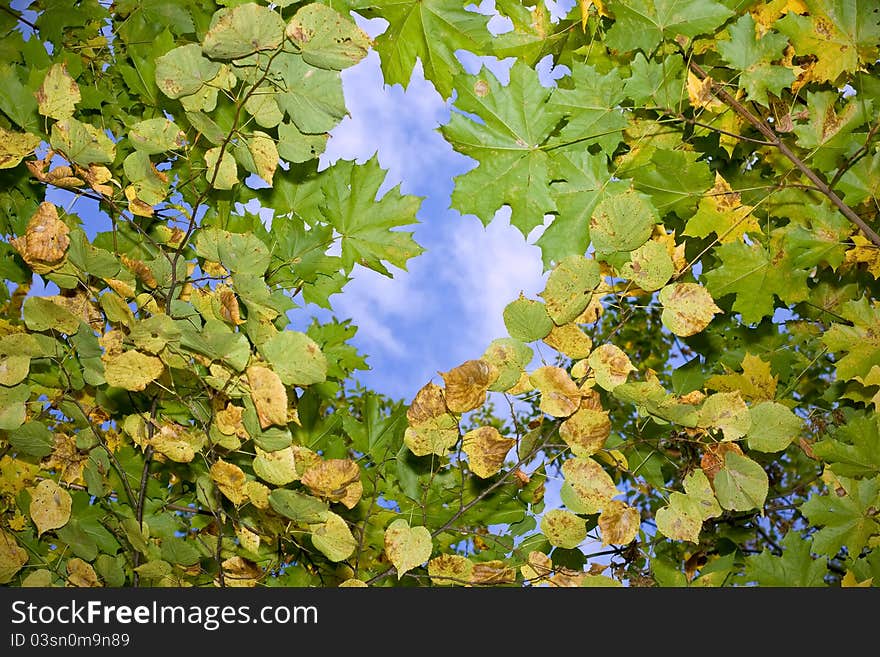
(0, 127), (41, 169)
(211, 460), (248, 505)
(701, 442), (744, 483)
(470, 560), (516, 585)
(543, 322), (593, 359)
(407, 382), (447, 424)
(10, 202), (70, 273)
(598, 500), (640, 545)
(428, 554), (474, 586)
(0, 530), (28, 584)
(301, 459), (362, 509)
(559, 405), (611, 457)
(103, 351), (165, 391)
(66, 558), (101, 587)
(659, 282), (722, 337)
(541, 508), (586, 549)
(247, 365), (288, 429)
(530, 366), (582, 417)
(404, 414), (460, 457)
(41, 433), (87, 485)
(29, 479), (72, 536)
(220, 556), (262, 587)
(36, 63), (80, 120)
(588, 344), (636, 391)
(462, 426), (515, 478)
(384, 518), (432, 578)
(698, 391), (751, 440)
(440, 359), (497, 413)
(520, 551), (553, 583)
(561, 457), (617, 514)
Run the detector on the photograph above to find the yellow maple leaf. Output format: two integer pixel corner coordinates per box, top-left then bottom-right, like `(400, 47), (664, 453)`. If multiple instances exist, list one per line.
(706, 353), (778, 402)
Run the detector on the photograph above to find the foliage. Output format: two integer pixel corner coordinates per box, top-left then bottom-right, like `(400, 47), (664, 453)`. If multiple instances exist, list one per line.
(0, 0), (878, 588)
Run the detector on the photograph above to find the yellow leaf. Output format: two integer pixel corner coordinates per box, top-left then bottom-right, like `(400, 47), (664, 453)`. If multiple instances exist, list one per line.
(236, 525), (260, 554)
(220, 556), (262, 587)
(103, 350), (165, 391)
(10, 202), (70, 273)
(751, 0), (807, 33)
(541, 508), (586, 549)
(339, 578), (368, 587)
(470, 560), (516, 585)
(521, 550), (553, 584)
(543, 323), (593, 359)
(247, 365), (288, 429)
(0, 530), (28, 584)
(659, 282), (722, 338)
(249, 131), (278, 185)
(404, 413), (459, 457)
(462, 426), (515, 478)
(215, 403), (247, 437)
(67, 558), (101, 587)
(210, 460), (248, 505)
(149, 423), (202, 463)
(530, 366), (582, 417)
(428, 554), (474, 586)
(36, 63), (80, 120)
(301, 459), (362, 509)
(686, 173), (760, 243)
(686, 71), (724, 111)
(844, 235), (880, 279)
(244, 480), (270, 509)
(217, 286), (243, 325)
(561, 457), (617, 514)
(21, 569), (55, 587)
(29, 479), (72, 536)
(598, 500), (640, 545)
(841, 570), (873, 587)
(310, 511), (356, 562)
(0, 455), (39, 496)
(0, 126), (41, 169)
(559, 404), (610, 457)
(384, 518), (433, 578)
(406, 382), (447, 424)
(506, 371), (534, 395)
(588, 344), (636, 391)
(41, 433), (88, 485)
(440, 359), (497, 413)
(706, 353), (778, 402)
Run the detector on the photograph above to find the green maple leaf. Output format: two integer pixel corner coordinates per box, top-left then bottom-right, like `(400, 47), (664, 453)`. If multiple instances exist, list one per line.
(349, 0), (494, 97)
(813, 413), (880, 479)
(782, 207), (852, 270)
(777, 0), (880, 84)
(716, 13), (795, 107)
(442, 61), (560, 237)
(743, 532), (827, 586)
(319, 156), (423, 276)
(605, 0), (734, 53)
(703, 233), (810, 324)
(623, 53), (687, 111)
(628, 149), (713, 218)
(491, 0), (578, 66)
(800, 475), (880, 558)
(839, 150), (880, 206)
(822, 297), (880, 382)
(792, 91), (870, 171)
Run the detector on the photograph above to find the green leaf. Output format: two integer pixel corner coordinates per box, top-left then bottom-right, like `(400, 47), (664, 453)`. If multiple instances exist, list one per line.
(318, 156), (423, 276)
(503, 294), (553, 343)
(50, 118), (116, 166)
(629, 149), (713, 218)
(714, 452), (769, 511)
(202, 4), (285, 60)
(128, 117), (186, 155)
(813, 414), (880, 478)
(540, 255), (601, 325)
(623, 53), (686, 110)
(269, 489), (329, 523)
(384, 518), (432, 578)
(590, 189), (657, 254)
(605, 0), (734, 53)
(36, 63), (80, 120)
(655, 492), (704, 543)
(23, 297), (80, 334)
(277, 121), (327, 163)
(286, 4), (371, 71)
(0, 63), (40, 131)
(746, 402), (803, 453)
(800, 475), (880, 558)
(349, 0), (494, 97)
(482, 338), (533, 392)
(276, 53), (346, 134)
(839, 150), (880, 206)
(154, 44), (221, 99)
(703, 237), (810, 325)
(442, 62), (561, 236)
(7, 421), (53, 458)
(124, 151), (168, 205)
(204, 147), (238, 189)
(258, 331), (327, 386)
(160, 536), (201, 566)
(94, 554), (125, 587)
(716, 13), (795, 107)
(743, 532), (827, 587)
(791, 91), (870, 170)
(194, 228), (271, 275)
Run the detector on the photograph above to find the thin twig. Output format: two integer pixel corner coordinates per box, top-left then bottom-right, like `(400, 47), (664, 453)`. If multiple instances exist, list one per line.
(689, 61), (880, 247)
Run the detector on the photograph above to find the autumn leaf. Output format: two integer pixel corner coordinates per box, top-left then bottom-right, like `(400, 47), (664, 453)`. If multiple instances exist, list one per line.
(211, 460), (248, 505)
(659, 283), (723, 337)
(428, 554), (474, 586)
(0, 530), (28, 584)
(103, 351), (165, 391)
(384, 518), (432, 578)
(301, 459), (362, 509)
(29, 479), (72, 536)
(462, 426), (515, 478)
(588, 344), (636, 391)
(540, 509), (587, 549)
(220, 556), (262, 587)
(598, 500), (640, 546)
(561, 457), (617, 514)
(559, 405), (611, 457)
(247, 365), (288, 429)
(10, 202), (70, 273)
(440, 359), (497, 413)
(530, 366), (582, 417)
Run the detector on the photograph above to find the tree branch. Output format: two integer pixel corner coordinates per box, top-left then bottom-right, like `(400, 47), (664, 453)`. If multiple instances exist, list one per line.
(689, 61), (880, 247)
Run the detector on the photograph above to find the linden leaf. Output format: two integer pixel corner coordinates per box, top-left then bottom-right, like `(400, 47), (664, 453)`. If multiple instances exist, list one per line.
(149, 423), (202, 463)
(204, 147), (238, 190)
(701, 442), (744, 483)
(10, 202), (70, 272)
(0, 126), (41, 169)
(655, 493), (704, 543)
(659, 282), (722, 337)
(540, 509), (587, 549)
(36, 63), (80, 120)
(50, 118), (116, 166)
(746, 402), (803, 453)
(258, 331), (327, 386)
(155, 44), (221, 99)
(470, 560), (516, 585)
(301, 459), (362, 509)
(0, 530), (28, 584)
(268, 488), (329, 523)
(698, 391), (751, 440)
(482, 339), (533, 392)
(598, 500), (640, 546)
(714, 452), (769, 511)
(202, 4), (286, 60)
(210, 460), (248, 505)
(588, 344), (636, 391)
(310, 511), (356, 562)
(683, 469), (722, 521)
(619, 240), (674, 292)
(590, 189), (658, 254)
(428, 554), (474, 586)
(503, 295), (554, 343)
(440, 359), (496, 414)
(685, 173), (760, 243)
(561, 457), (617, 514)
(247, 131), (278, 185)
(339, 578), (368, 587)
(246, 365), (288, 429)
(253, 446), (298, 486)
(404, 414), (459, 457)
(530, 366), (582, 418)
(103, 351), (164, 391)
(407, 383), (447, 424)
(67, 557), (101, 587)
(559, 406), (611, 457)
(541, 255), (601, 325)
(544, 323), (593, 360)
(128, 118), (186, 155)
(521, 551), (553, 584)
(462, 426), (515, 478)
(285, 4), (372, 71)
(29, 479), (72, 536)
(221, 556), (262, 587)
(706, 353), (778, 402)
(385, 518), (432, 578)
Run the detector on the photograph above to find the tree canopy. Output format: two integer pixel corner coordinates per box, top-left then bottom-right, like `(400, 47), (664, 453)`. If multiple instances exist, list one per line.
(0, 0), (878, 588)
